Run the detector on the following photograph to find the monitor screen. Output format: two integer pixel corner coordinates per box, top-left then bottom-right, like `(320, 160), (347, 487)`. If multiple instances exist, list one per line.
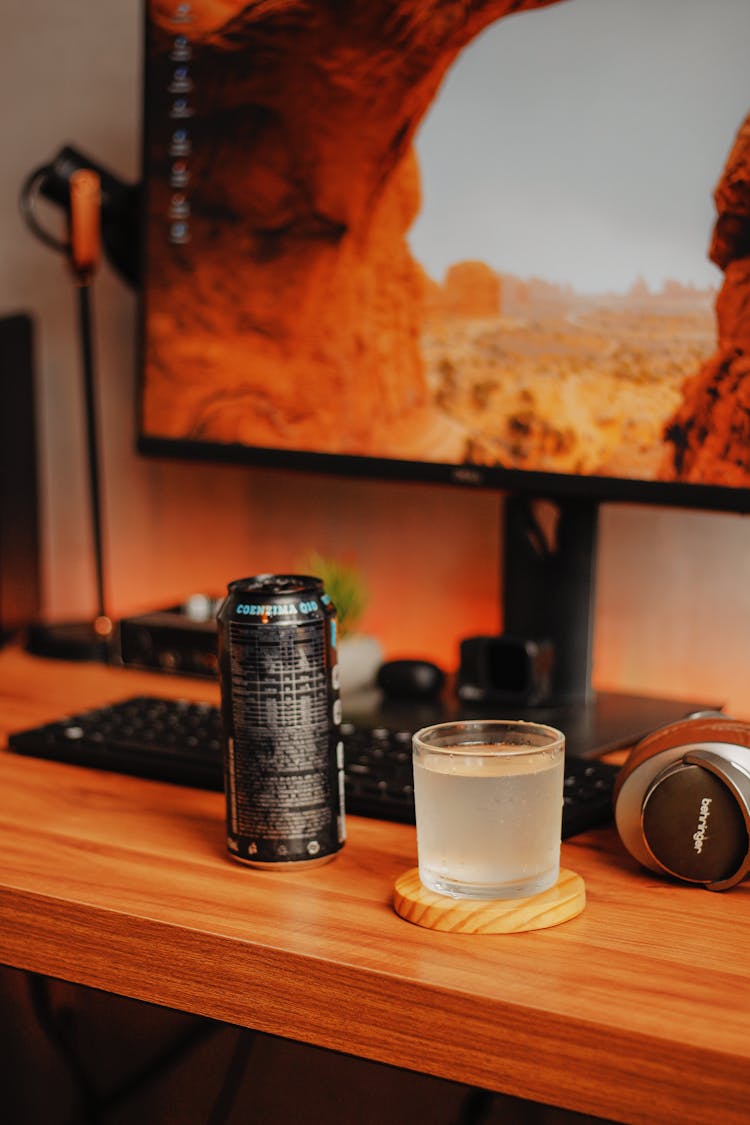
(138, 0), (750, 513)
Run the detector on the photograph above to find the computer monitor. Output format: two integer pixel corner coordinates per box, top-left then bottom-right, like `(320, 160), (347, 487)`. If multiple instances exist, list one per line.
(137, 0), (750, 711)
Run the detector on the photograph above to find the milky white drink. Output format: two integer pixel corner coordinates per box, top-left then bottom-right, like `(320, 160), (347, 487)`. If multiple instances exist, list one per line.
(413, 727), (564, 900)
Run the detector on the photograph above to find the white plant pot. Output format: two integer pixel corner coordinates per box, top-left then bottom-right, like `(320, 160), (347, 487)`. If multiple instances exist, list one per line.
(337, 634), (384, 694)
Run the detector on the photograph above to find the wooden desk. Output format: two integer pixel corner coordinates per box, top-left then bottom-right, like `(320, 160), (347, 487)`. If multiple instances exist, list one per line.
(1, 647), (749, 1124)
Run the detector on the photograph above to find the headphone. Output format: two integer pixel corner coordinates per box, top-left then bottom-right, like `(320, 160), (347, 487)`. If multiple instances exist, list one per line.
(614, 713), (750, 890)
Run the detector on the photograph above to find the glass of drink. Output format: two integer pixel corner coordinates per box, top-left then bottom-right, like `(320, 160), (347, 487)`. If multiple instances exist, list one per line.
(412, 719), (565, 900)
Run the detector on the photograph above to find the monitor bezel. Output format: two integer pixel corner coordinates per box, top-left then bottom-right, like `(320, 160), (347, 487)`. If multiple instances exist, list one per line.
(136, 432), (750, 517)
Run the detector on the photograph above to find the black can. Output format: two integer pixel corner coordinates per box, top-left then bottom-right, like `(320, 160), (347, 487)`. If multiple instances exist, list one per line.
(217, 574), (345, 868)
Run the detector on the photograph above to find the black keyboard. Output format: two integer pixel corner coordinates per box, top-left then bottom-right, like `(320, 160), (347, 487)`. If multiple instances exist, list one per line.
(6, 696), (620, 839)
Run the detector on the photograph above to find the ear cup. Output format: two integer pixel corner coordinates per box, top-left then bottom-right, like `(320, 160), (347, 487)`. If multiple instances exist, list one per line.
(613, 716), (750, 890)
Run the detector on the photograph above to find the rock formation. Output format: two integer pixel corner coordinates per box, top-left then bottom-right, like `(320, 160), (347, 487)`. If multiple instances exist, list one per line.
(661, 113), (750, 485)
(428, 261), (502, 320)
(143, 0), (561, 455)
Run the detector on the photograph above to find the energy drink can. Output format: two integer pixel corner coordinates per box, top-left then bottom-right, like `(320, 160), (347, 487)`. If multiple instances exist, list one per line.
(217, 574), (345, 868)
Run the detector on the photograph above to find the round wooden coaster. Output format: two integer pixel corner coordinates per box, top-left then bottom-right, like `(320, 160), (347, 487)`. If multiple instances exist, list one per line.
(392, 867), (585, 934)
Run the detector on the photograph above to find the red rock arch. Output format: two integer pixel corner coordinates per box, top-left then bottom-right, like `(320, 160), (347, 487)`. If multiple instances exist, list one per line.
(142, 0), (561, 454)
(661, 114), (750, 486)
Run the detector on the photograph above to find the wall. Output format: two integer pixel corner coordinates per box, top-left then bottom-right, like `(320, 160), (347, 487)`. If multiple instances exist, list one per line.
(2, 0), (749, 714)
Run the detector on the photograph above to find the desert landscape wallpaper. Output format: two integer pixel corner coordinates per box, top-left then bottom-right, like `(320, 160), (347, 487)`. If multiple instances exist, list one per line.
(141, 0), (750, 488)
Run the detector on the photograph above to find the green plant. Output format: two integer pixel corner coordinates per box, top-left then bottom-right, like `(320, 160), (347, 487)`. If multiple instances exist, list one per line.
(299, 553), (370, 637)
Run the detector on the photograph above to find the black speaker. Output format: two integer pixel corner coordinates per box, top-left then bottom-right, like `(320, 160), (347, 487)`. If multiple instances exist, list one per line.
(0, 313), (40, 644)
(456, 634), (555, 706)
